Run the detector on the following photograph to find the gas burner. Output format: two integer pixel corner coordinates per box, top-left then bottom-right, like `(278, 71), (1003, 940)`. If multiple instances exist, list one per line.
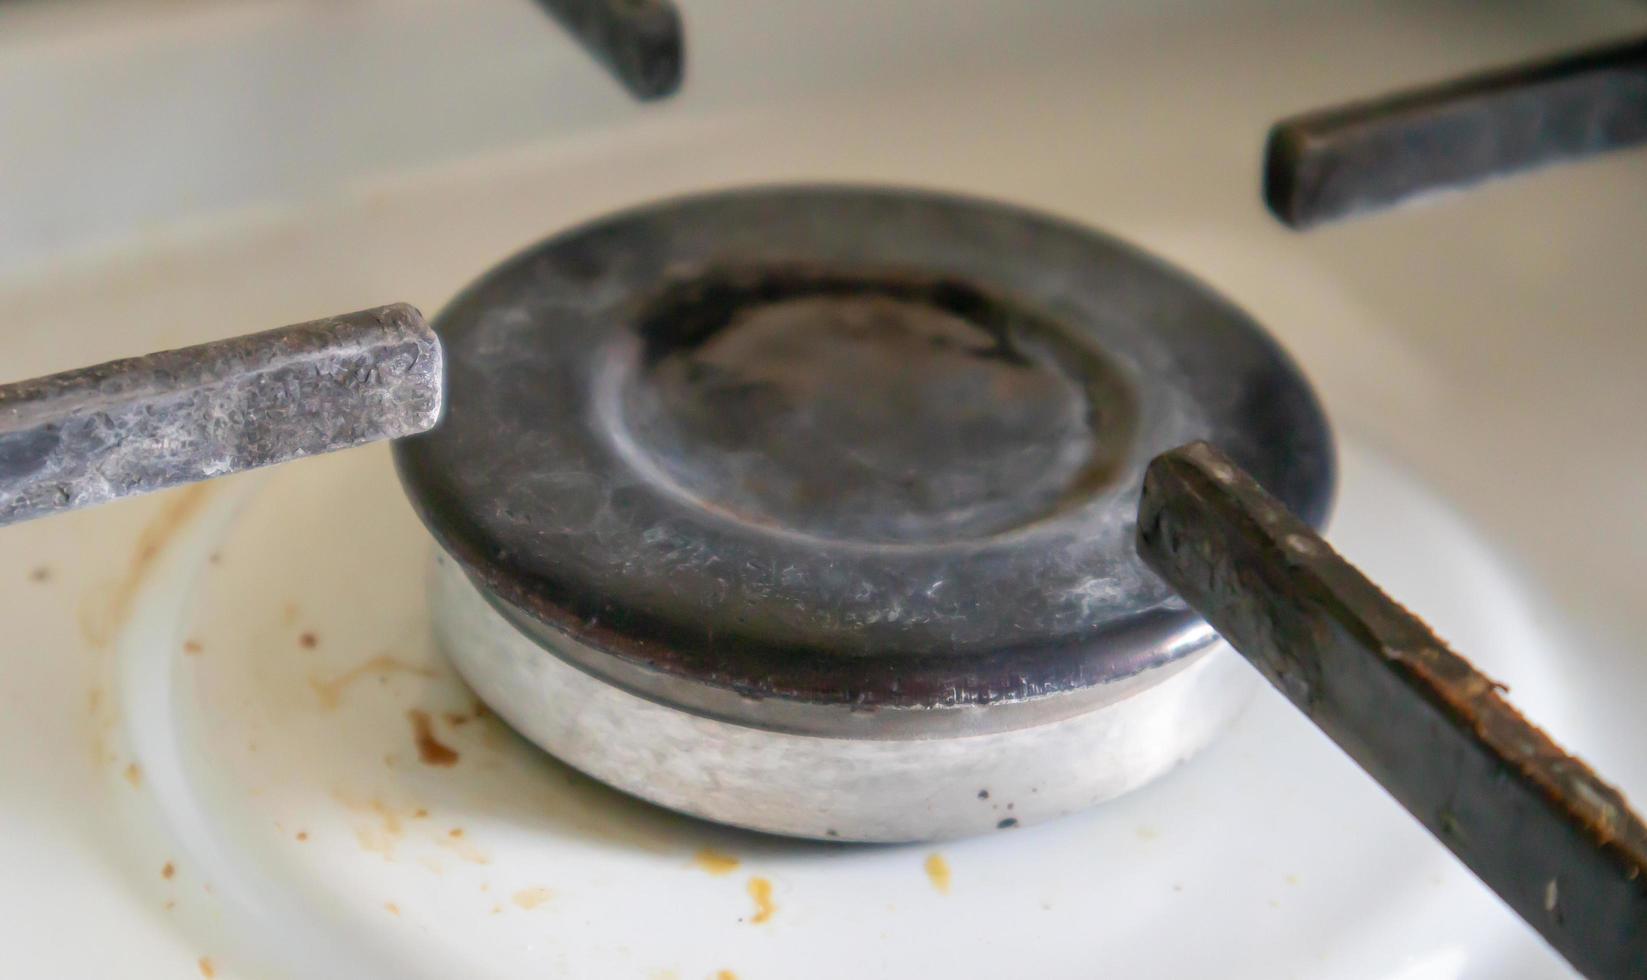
(393, 185), (1333, 840)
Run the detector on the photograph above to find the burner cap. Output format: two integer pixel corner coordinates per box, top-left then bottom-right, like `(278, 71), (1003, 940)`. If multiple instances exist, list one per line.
(395, 186), (1332, 714)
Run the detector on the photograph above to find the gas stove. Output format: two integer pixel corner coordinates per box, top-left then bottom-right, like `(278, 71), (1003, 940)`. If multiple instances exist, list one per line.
(3, 2), (1646, 977)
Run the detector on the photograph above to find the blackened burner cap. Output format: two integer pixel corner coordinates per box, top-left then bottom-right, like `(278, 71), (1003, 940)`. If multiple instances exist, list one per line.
(395, 186), (1333, 711)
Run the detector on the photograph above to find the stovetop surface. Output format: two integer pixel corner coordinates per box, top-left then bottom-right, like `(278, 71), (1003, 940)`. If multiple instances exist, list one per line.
(3, 1), (1646, 977)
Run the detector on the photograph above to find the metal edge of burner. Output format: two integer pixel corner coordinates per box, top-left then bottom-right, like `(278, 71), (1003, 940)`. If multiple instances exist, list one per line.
(433, 547), (1226, 740)
(430, 546), (1259, 840)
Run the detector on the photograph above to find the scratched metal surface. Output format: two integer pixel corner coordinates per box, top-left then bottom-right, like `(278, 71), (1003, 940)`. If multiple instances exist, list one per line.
(0, 305), (441, 526)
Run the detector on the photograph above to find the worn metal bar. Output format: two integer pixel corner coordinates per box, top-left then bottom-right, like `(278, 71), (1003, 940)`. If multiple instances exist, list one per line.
(1264, 35), (1647, 228)
(0, 304), (442, 527)
(1137, 441), (1647, 979)
(532, 0), (683, 101)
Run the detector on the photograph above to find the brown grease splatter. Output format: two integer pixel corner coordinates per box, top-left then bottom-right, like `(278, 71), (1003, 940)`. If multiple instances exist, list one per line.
(198, 957), (215, 978)
(747, 877), (775, 924)
(409, 709), (459, 767)
(299, 631), (319, 649)
(717, 972), (738, 980)
(81, 484), (210, 647)
(162, 862), (175, 880)
(335, 795), (406, 858)
(385, 903), (400, 916)
(296, 831), (309, 842)
(310, 656), (438, 709)
(183, 640), (203, 655)
(513, 887), (553, 910)
(124, 763), (142, 787)
(438, 834), (490, 865)
(924, 853), (951, 894)
(29, 566), (51, 583)
(693, 848), (740, 876)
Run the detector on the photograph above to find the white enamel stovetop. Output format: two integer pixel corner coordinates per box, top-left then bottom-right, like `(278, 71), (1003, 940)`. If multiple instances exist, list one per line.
(3, 2), (1646, 978)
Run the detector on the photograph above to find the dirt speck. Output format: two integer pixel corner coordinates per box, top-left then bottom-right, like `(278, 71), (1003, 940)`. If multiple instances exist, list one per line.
(310, 656), (438, 709)
(296, 831), (309, 842)
(692, 847), (740, 876)
(996, 817), (1017, 829)
(408, 709), (459, 767)
(198, 957), (215, 978)
(977, 789), (989, 800)
(448, 828), (464, 838)
(747, 877), (775, 924)
(513, 887), (553, 910)
(165, 900), (176, 911)
(299, 631), (319, 650)
(29, 566), (51, 583)
(384, 902), (400, 916)
(924, 853), (951, 894)
(183, 639), (203, 655)
(124, 763), (142, 788)
(162, 862), (175, 880)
